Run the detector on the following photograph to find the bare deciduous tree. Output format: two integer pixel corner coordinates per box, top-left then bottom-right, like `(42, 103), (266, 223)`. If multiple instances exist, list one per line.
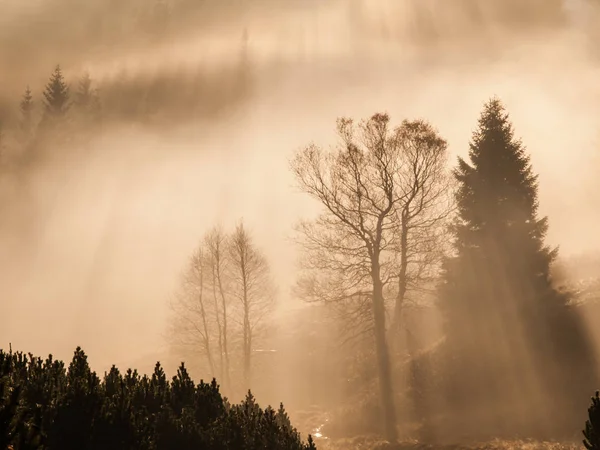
(291, 113), (452, 442)
(168, 245), (216, 377)
(168, 226), (233, 391)
(229, 221), (275, 389)
(168, 221), (275, 396)
(205, 225), (232, 390)
(389, 120), (453, 344)
(292, 113), (402, 442)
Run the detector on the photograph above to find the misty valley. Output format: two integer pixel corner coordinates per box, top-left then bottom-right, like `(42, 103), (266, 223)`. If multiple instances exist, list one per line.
(2, 0), (600, 449)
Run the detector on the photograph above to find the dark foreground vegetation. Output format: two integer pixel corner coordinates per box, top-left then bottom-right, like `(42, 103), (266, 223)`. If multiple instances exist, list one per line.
(0, 347), (316, 450)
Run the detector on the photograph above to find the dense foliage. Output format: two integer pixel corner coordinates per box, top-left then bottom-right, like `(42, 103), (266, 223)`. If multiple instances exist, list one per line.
(0, 347), (316, 450)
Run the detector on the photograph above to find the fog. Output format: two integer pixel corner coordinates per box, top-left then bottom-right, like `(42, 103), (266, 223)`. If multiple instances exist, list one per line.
(1, 0), (600, 444)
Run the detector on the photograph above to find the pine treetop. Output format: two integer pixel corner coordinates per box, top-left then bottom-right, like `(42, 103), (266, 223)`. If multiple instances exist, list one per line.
(454, 98), (552, 254)
(42, 65), (69, 117)
(75, 72), (92, 107)
(19, 86), (35, 136)
(20, 86), (33, 115)
(74, 72), (101, 123)
(449, 97), (559, 290)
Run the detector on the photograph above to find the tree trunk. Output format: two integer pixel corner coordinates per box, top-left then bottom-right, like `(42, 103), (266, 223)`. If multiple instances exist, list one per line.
(372, 265), (398, 443)
(198, 293), (215, 378)
(390, 215), (409, 351)
(216, 262), (231, 389)
(211, 266), (224, 385)
(242, 264), (251, 389)
(244, 313), (251, 389)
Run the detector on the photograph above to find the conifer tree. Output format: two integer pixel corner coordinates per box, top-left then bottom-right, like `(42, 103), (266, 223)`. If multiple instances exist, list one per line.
(74, 72), (101, 121)
(584, 391), (600, 450)
(42, 65), (70, 119)
(440, 97), (597, 438)
(236, 28), (252, 98)
(0, 121), (4, 157)
(444, 97), (558, 311)
(0, 377), (20, 449)
(20, 86), (34, 135)
(75, 73), (92, 108)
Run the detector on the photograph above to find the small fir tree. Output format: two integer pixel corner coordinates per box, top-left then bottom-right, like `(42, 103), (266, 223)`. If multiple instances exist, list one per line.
(42, 65), (70, 119)
(20, 86), (34, 135)
(74, 72), (101, 121)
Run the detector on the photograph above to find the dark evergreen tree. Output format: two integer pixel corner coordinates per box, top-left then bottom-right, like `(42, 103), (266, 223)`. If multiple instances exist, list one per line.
(42, 65), (69, 119)
(0, 377), (21, 449)
(584, 391), (600, 450)
(46, 347), (103, 450)
(0, 376), (41, 450)
(439, 97), (597, 439)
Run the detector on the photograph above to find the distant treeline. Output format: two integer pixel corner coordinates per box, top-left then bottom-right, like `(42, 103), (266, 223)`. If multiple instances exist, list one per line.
(0, 346), (316, 450)
(0, 57), (255, 173)
(0, 56), (252, 136)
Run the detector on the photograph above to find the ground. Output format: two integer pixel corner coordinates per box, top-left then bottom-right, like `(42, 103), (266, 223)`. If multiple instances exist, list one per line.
(315, 437), (581, 450)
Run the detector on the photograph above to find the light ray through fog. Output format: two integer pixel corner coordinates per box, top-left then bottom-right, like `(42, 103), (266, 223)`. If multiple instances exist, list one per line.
(0, 0), (599, 430)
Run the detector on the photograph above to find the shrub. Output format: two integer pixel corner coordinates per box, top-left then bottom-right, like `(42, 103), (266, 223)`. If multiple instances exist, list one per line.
(0, 347), (316, 450)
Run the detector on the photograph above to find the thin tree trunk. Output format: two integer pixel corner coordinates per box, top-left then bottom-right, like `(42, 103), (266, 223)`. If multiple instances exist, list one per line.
(211, 264), (224, 385)
(244, 309), (251, 387)
(195, 255), (216, 377)
(372, 262), (398, 443)
(241, 254), (251, 389)
(216, 261), (231, 390)
(198, 290), (215, 378)
(391, 214), (409, 351)
(247, 328), (252, 385)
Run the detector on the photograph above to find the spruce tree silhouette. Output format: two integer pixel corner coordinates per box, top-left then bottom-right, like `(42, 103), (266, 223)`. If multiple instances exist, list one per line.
(584, 391), (600, 450)
(19, 86), (34, 135)
(440, 97), (597, 439)
(42, 65), (69, 119)
(47, 347), (103, 450)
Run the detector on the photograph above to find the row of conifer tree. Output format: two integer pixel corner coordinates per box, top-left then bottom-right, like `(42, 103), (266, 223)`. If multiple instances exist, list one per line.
(0, 347), (316, 450)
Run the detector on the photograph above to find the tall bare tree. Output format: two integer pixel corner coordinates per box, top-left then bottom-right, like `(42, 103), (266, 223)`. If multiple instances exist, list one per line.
(169, 227), (233, 389)
(168, 244), (216, 377)
(389, 120), (453, 345)
(291, 113), (452, 442)
(204, 226), (232, 390)
(229, 221), (275, 389)
(169, 222), (276, 396)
